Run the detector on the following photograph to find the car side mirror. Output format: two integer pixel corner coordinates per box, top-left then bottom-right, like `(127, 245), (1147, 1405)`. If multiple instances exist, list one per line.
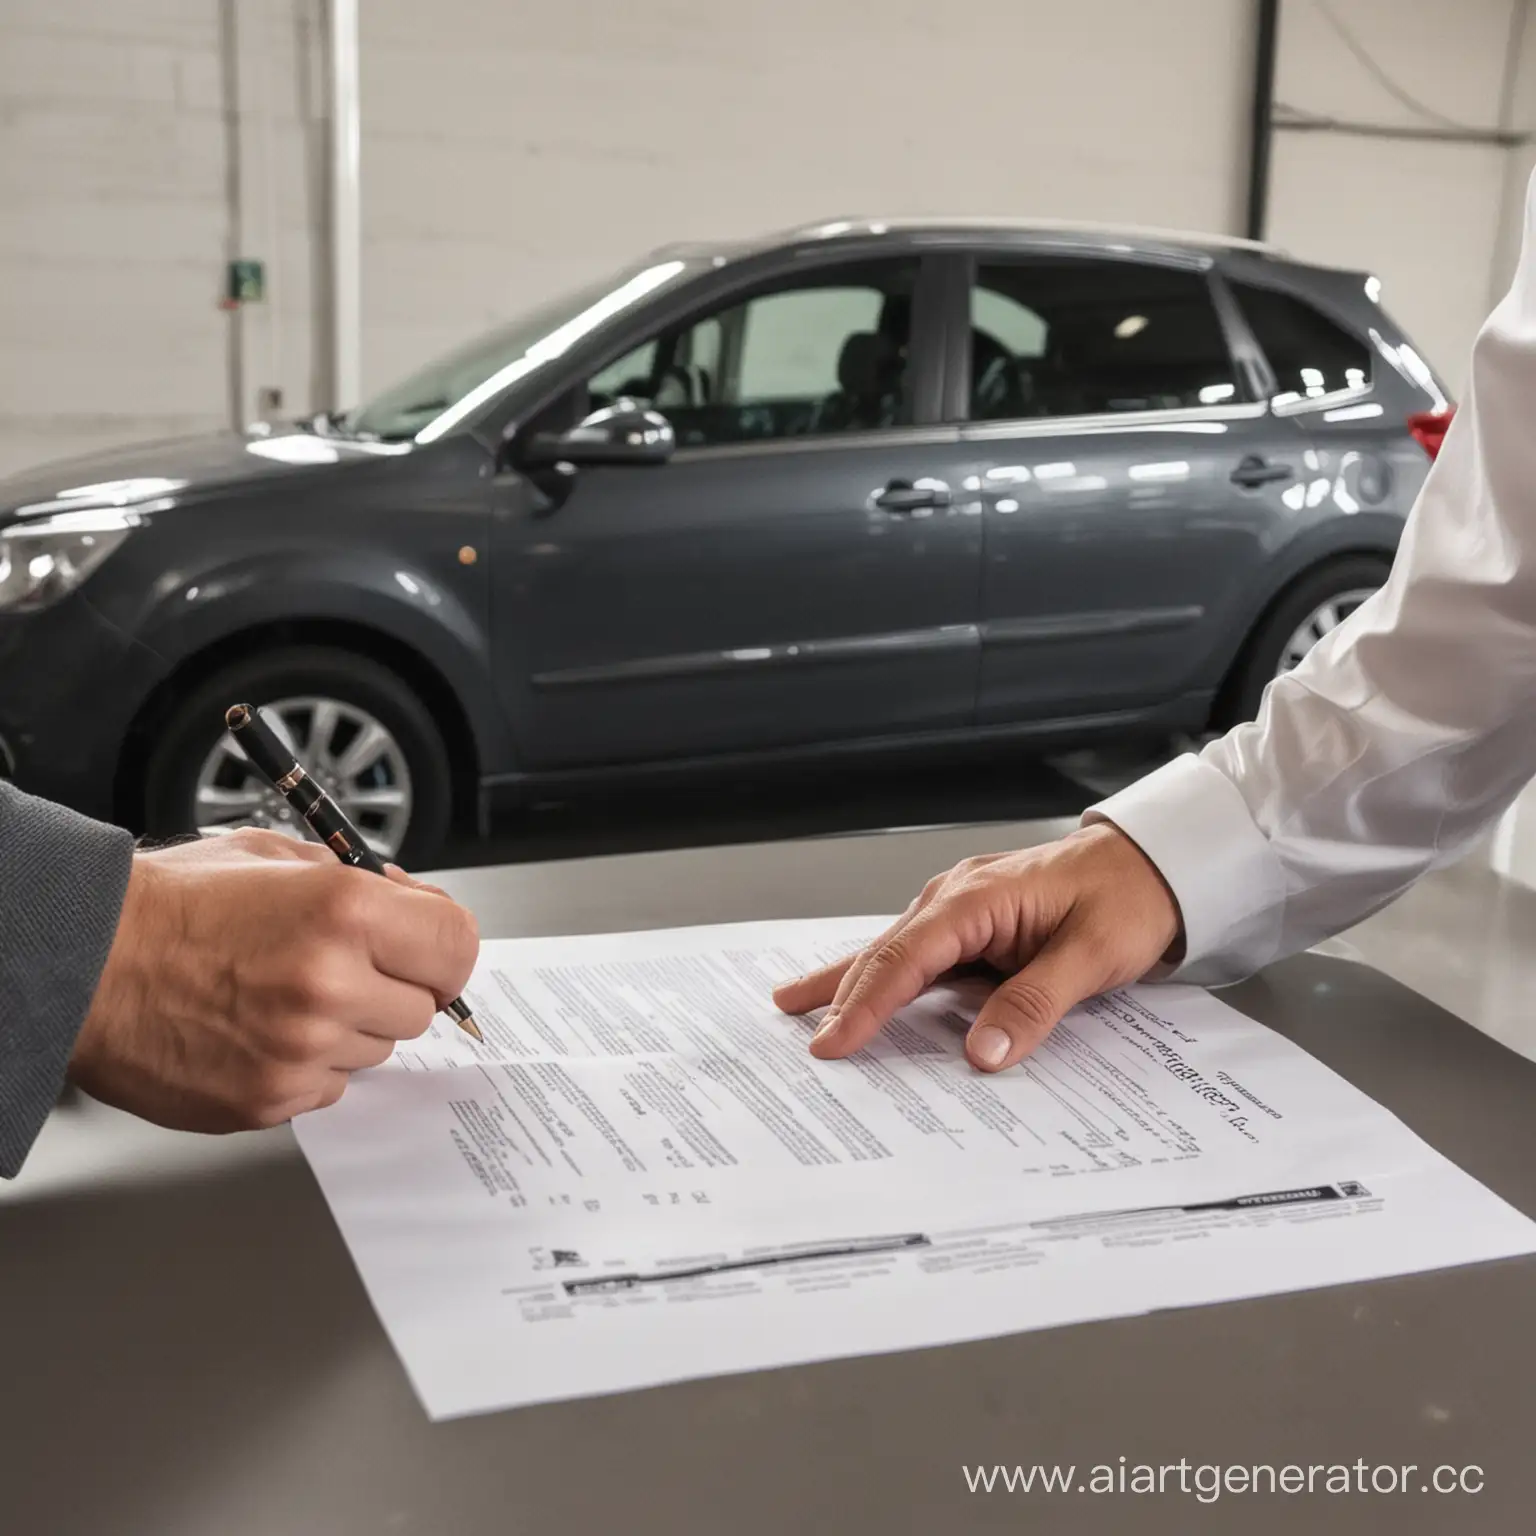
(520, 400), (675, 469)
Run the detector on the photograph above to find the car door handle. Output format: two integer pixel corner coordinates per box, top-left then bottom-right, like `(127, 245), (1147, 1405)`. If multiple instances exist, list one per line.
(1231, 455), (1295, 489)
(874, 479), (951, 513)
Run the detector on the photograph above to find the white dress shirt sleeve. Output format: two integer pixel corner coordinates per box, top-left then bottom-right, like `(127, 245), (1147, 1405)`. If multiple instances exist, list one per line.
(1087, 178), (1536, 986)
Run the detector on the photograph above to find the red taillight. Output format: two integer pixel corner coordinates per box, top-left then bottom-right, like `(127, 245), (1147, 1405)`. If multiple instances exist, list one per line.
(1408, 408), (1455, 460)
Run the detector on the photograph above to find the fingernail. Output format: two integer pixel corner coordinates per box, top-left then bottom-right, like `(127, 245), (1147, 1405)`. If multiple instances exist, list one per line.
(811, 1008), (840, 1045)
(969, 1025), (1011, 1069)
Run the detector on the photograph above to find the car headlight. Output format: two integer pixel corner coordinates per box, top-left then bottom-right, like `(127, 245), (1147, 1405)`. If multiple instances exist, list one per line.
(0, 507), (139, 612)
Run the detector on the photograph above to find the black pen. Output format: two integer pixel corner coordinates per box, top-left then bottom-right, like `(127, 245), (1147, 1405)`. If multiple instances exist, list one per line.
(223, 703), (483, 1043)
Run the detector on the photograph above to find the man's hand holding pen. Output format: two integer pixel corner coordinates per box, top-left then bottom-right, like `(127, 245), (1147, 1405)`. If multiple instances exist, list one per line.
(68, 827), (480, 1133)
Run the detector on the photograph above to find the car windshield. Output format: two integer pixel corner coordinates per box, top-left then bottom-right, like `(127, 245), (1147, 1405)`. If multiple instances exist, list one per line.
(345, 256), (700, 443)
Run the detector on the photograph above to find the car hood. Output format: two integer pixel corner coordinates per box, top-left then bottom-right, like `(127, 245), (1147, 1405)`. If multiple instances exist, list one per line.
(0, 425), (412, 525)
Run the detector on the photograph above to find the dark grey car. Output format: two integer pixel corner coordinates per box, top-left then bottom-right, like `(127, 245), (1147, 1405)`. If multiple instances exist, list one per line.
(0, 218), (1454, 864)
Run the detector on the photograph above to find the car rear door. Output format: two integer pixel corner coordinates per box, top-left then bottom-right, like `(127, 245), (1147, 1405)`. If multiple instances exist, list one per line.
(490, 251), (983, 770)
(947, 246), (1312, 726)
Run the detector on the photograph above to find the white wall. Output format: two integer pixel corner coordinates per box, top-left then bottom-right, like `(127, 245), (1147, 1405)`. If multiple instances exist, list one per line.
(1269, 0), (1533, 393)
(357, 0), (1255, 396)
(0, 0), (325, 478)
(4, 0), (1535, 477)
(0, 0), (226, 474)
(1493, 6), (1536, 303)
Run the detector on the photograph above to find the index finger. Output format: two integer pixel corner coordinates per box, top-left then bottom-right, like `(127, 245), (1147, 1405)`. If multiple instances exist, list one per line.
(810, 904), (982, 1060)
(353, 878), (480, 1005)
(773, 958), (855, 1015)
(774, 894), (937, 1017)
(383, 863), (452, 899)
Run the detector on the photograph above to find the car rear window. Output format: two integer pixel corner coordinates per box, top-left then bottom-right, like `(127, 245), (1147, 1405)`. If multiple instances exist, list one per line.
(1229, 280), (1372, 403)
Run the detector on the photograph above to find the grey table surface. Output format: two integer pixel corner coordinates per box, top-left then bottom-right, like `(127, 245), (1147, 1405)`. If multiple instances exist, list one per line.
(3, 821), (1535, 1535)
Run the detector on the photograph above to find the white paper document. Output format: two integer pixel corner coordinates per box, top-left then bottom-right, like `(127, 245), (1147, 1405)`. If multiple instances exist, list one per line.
(292, 917), (1536, 1420)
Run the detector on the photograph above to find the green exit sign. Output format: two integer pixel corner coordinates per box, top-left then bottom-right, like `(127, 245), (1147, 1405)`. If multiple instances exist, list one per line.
(226, 259), (266, 303)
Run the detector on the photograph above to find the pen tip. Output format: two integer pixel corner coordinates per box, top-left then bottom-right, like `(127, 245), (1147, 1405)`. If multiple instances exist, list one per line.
(461, 1016), (484, 1043)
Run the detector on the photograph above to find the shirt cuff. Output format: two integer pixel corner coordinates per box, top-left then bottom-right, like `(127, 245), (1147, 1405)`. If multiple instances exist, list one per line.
(1082, 753), (1287, 984)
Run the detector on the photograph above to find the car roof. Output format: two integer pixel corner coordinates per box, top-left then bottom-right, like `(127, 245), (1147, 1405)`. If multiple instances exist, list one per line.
(659, 216), (1290, 267)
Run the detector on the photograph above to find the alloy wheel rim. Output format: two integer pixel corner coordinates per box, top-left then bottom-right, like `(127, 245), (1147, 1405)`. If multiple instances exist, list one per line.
(1276, 588), (1379, 677)
(192, 695), (413, 859)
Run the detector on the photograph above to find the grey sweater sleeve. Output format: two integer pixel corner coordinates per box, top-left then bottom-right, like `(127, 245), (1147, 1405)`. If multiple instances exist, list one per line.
(0, 783), (133, 1177)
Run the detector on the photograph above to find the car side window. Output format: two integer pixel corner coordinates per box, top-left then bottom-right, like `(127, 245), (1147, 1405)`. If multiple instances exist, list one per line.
(968, 259), (1240, 421)
(1229, 280), (1372, 402)
(972, 286), (1048, 361)
(588, 339), (659, 402)
(582, 259), (918, 447)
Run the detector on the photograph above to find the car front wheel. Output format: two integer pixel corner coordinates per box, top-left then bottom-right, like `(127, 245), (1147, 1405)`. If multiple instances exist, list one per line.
(143, 646), (453, 867)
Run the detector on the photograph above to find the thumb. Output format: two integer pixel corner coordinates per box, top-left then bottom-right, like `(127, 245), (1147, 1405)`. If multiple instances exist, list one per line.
(965, 912), (1107, 1072)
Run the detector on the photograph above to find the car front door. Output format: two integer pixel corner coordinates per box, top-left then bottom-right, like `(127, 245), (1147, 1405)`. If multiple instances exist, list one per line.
(491, 254), (983, 770)
(949, 250), (1312, 726)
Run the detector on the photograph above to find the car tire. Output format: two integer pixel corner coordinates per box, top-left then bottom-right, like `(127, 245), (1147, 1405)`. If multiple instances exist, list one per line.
(1222, 555), (1393, 726)
(143, 646), (453, 868)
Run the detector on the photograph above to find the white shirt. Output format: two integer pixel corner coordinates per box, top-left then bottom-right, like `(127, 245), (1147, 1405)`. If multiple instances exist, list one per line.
(1089, 183), (1536, 987)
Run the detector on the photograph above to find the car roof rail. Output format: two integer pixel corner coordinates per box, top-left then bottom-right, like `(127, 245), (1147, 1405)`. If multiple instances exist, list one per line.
(784, 215), (1289, 258)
